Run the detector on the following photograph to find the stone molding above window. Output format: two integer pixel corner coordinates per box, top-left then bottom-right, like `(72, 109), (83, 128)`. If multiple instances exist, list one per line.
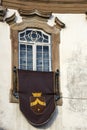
(10, 11), (65, 105)
(2, 0), (87, 13)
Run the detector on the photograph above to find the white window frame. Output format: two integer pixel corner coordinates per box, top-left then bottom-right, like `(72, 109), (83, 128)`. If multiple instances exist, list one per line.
(18, 28), (52, 71)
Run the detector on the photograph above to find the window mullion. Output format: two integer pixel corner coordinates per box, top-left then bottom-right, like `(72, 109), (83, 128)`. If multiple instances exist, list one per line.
(42, 46), (43, 71)
(49, 36), (51, 71)
(19, 43), (20, 69)
(33, 43), (36, 71)
(49, 45), (51, 71)
(26, 45), (27, 70)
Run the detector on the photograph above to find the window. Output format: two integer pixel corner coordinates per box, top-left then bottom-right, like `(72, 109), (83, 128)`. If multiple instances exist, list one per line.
(18, 29), (51, 72)
(10, 13), (64, 104)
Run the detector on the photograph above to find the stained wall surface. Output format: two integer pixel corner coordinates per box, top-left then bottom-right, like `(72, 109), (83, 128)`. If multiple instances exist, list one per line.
(0, 10), (87, 130)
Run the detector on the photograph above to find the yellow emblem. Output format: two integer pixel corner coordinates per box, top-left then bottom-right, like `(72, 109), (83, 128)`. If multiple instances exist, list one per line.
(30, 92), (46, 114)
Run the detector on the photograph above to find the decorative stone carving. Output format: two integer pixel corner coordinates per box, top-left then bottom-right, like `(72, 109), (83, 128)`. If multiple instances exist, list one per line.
(55, 17), (65, 29)
(19, 9), (52, 19)
(5, 13), (16, 25)
(0, 6), (7, 21)
(0, 6), (16, 24)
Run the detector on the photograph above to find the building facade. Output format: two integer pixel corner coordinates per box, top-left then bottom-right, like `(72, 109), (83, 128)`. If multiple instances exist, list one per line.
(0, 1), (87, 130)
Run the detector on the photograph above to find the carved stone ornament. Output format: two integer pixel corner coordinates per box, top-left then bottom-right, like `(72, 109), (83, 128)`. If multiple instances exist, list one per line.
(19, 9), (52, 19)
(18, 9), (65, 29)
(0, 6), (16, 24)
(5, 13), (16, 25)
(0, 6), (7, 21)
(55, 17), (65, 29)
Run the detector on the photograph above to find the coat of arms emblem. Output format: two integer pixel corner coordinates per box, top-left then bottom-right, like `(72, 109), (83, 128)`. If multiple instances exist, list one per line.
(30, 92), (46, 114)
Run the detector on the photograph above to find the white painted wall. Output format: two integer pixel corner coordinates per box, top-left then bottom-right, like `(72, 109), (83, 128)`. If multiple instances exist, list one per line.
(0, 9), (87, 130)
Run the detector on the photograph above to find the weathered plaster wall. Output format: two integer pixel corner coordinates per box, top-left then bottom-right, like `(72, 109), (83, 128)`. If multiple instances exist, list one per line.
(0, 10), (87, 130)
(49, 14), (87, 129)
(58, 14), (87, 129)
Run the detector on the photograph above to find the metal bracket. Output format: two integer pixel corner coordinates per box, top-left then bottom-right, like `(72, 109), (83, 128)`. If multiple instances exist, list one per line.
(55, 69), (60, 101)
(13, 66), (19, 99)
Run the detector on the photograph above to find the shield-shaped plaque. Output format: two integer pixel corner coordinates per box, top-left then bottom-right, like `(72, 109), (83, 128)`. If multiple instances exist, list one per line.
(18, 70), (56, 126)
(30, 92), (46, 114)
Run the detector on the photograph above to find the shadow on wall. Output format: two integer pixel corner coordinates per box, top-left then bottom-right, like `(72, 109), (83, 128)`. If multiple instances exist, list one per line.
(0, 128), (5, 130)
(35, 108), (58, 129)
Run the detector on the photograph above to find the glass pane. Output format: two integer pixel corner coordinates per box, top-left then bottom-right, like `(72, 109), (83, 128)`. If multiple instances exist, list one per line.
(43, 46), (49, 52)
(43, 46), (49, 59)
(43, 34), (48, 43)
(27, 66), (33, 70)
(37, 31), (42, 37)
(20, 58), (26, 64)
(26, 30), (32, 35)
(25, 30), (32, 42)
(20, 32), (25, 37)
(37, 37), (43, 42)
(36, 46), (42, 71)
(36, 46), (42, 60)
(20, 51), (26, 57)
(43, 46), (49, 71)
(37, 46), (42, 52)
(20, 37), (26, 41)
(43, 39), (48, 43)
(43, 67), (49, 72)
(27, 45), (32, 51)
(19, 32), (26, 41)
(43, 34), (48, 40)
(20, 44), (26, 50)
(37, 31), (43, 42)
(37, 59), (42, 65)
(43, 53), (49, 59)
(32, 31), (37, 39)
(37, 66), (42, 71)
(25, 35), (31, 42)
(27, 45), (33, 70)
(43, 46), (49, 58)
(37, 53), (42, 58)
(20, 65), (26, 70)
(43, 60), (49, 64)
(20, 44), (26, 69)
